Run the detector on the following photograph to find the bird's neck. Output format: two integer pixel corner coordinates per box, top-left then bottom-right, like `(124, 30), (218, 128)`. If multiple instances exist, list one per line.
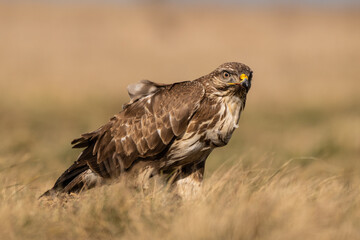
(222, 94), (244, 125)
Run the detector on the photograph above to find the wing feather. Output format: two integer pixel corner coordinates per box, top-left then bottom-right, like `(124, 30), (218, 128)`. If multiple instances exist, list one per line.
(71, 81), (205, 178)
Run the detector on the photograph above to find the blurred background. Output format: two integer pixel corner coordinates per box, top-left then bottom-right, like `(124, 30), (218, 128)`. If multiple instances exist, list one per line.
(0, 0), (359, 191)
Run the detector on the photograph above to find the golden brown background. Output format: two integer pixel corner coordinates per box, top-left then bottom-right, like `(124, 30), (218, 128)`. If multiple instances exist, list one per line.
(0, 2), (359, 239)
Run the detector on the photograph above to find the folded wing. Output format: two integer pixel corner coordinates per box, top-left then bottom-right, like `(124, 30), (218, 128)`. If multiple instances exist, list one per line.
(71, 81), (205, 178)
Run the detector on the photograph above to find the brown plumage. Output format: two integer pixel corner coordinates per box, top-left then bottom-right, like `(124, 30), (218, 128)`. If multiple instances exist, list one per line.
(41, 62), (253, 197)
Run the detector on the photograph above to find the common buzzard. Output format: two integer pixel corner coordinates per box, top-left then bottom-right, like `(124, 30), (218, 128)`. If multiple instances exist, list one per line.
(42, 62), (253, 197)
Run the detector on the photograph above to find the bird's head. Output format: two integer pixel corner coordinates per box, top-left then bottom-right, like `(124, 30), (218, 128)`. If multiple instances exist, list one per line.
(208, 62), (253, 95)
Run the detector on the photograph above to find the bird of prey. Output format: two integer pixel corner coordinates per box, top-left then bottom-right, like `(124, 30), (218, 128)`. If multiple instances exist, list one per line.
(42, 62), (253, 197)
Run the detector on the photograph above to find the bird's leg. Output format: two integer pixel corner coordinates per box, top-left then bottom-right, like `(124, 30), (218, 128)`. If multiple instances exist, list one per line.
(173, 161), (205, 199)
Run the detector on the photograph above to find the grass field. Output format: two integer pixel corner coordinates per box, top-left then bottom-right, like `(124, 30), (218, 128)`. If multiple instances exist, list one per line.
(0, 3), (359, 239)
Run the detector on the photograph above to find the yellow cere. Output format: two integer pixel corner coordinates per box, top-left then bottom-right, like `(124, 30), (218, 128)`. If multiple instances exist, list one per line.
(240, 74), (248, 82)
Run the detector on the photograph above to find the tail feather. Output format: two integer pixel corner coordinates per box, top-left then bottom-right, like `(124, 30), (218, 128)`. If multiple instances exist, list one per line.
(52, 162), (90, 191)
(40, 162), (89, 198)
(40, 161), (103, 198)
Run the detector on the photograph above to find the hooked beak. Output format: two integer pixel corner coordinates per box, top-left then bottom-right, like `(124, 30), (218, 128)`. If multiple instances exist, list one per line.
(228, 74), (251, 91)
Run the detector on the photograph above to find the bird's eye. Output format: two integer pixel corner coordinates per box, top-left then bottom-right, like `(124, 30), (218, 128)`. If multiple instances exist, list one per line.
(222, 71), (230, 78)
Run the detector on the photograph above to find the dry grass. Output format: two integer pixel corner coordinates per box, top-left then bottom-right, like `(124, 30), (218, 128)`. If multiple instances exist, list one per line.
(0, 2), (359, 239)
(1, 162), (360, 239)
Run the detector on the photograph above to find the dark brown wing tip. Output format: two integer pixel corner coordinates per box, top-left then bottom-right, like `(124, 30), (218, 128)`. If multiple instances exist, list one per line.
(71, 131), (97, 148)
(71, 137), (88, 148)
(71, 137), (82, 145)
